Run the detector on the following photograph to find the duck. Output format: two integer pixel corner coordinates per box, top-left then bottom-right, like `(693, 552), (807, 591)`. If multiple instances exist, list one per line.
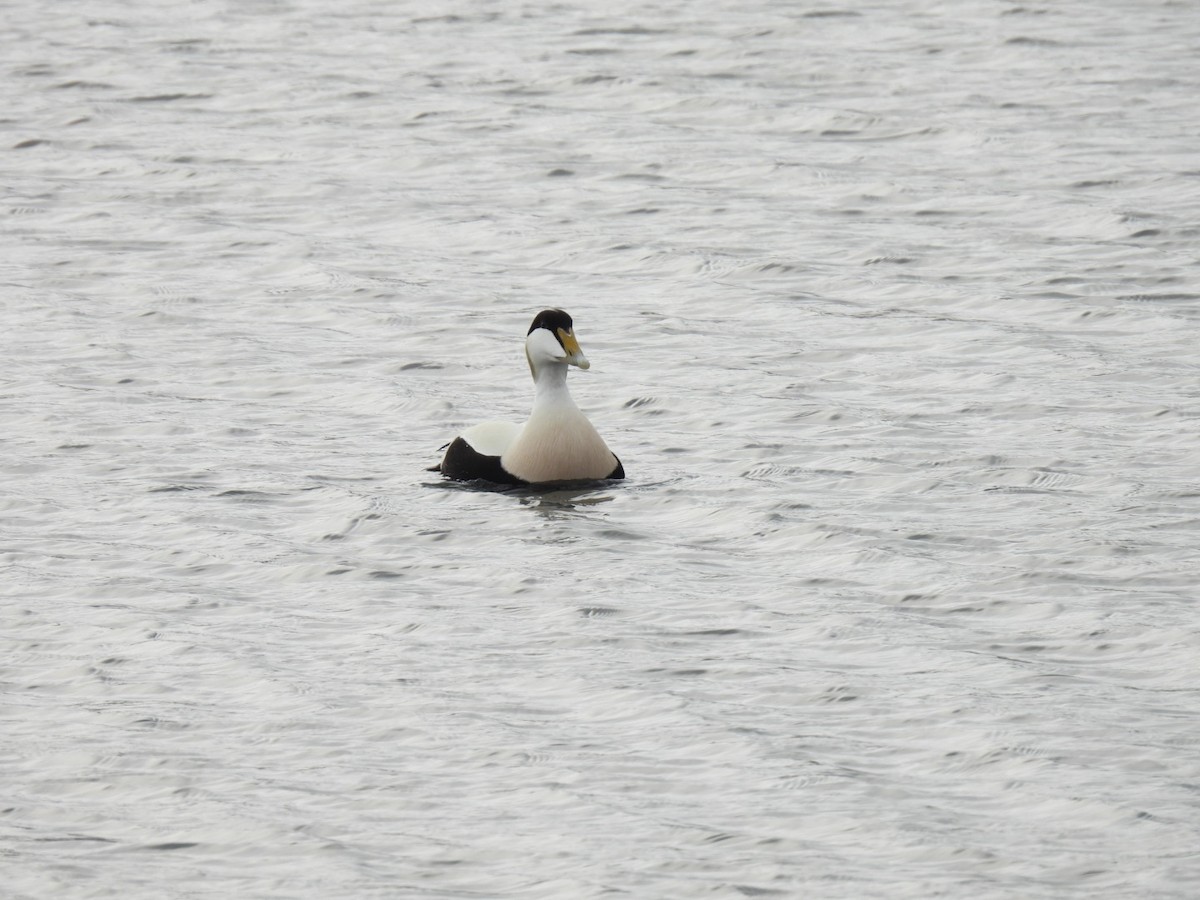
(432, 309), (625, 486)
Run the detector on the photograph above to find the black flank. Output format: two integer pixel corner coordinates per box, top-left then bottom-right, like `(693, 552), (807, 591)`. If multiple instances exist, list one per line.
(438, 436), (528, 485)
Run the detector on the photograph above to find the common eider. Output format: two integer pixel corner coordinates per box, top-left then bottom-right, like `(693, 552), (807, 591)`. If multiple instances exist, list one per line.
(433, 309), (625, 486)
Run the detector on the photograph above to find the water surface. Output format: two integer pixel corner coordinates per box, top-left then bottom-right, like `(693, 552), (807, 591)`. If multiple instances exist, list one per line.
(4, 0), (1200, 897)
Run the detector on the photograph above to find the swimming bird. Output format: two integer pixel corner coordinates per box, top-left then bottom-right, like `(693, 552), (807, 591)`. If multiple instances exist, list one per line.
(433, 309), (625, 486)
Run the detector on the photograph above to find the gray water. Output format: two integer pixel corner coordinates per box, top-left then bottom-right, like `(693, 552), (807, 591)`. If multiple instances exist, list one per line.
(4, 0), (1200, 897)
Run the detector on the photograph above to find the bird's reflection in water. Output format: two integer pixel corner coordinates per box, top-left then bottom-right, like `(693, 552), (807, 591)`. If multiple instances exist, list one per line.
(516, 483), (617, 519)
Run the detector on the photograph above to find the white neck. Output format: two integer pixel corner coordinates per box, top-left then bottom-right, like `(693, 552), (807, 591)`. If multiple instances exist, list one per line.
(530, 360), (578, 415)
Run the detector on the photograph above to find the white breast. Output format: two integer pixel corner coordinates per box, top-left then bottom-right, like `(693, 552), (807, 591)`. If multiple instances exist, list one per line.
(502, 406), (616, 483)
